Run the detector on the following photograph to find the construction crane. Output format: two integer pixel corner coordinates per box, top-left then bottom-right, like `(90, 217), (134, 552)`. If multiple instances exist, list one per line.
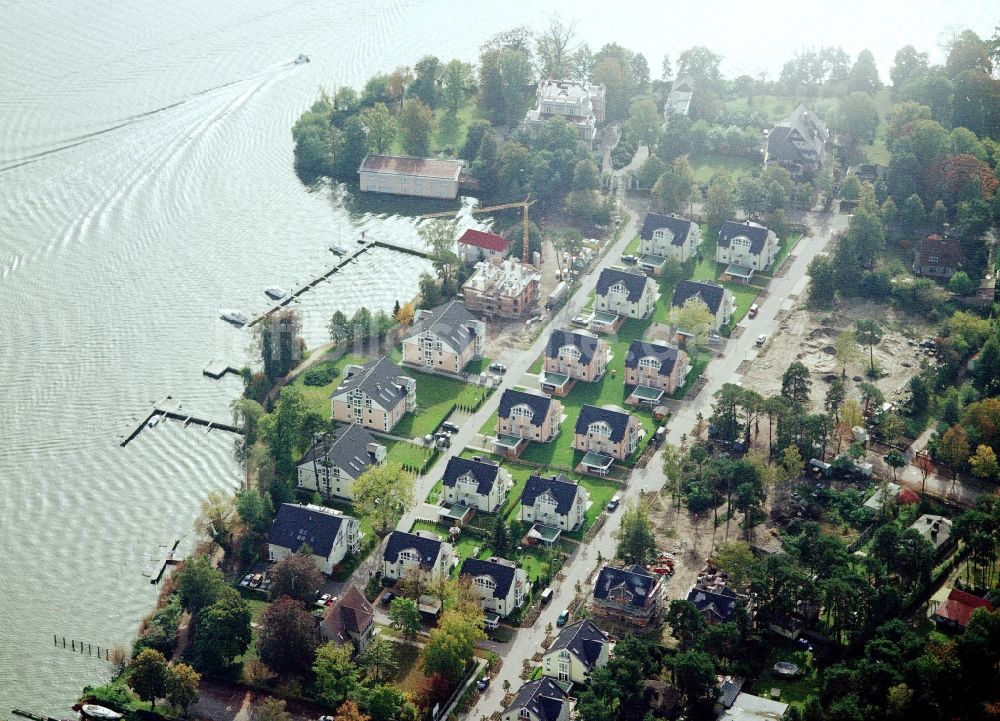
(421, 197), (537, 262)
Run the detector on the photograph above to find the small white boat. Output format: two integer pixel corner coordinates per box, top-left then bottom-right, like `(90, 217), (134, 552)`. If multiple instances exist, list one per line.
(264, 286), (287, 300)
(81, 705), (123, 720)
(329, 244), (347, 255)
(294, 54), (310, 65)
(220, 309), (249, 325)
(147, 415), (161, 428)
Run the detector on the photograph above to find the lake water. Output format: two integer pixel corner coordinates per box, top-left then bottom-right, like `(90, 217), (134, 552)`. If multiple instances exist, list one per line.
(0, 0), (993, 712)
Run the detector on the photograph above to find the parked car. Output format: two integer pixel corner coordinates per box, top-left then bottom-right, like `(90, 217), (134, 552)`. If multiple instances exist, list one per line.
(441, 421), (460, 433)
(748, 303), (759, 319)
(756, 334), (767, 346)
(325, 595), (337, 607)
(620, 254), (637, 264)
(540, 588), (553, 605)
(488, 362), (507, 375)
(380, 591), (396, 606)
(316, 593), (332, 607)
(606, 494), (621, 512)
(556, 609), (570, 626)
(476, 678), (490, 692)
(240, 574), (253, 587)
(249, 573), (263, 588)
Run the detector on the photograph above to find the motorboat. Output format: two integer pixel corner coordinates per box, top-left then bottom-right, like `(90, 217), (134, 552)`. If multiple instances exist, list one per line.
(81, 705), (123, 720)
(329, 243), (347, 255)
(220, 309), (249, 325)
(264, 286), (287, 300)
(147, 415), (161, 428)
(294, 54), (310, 65)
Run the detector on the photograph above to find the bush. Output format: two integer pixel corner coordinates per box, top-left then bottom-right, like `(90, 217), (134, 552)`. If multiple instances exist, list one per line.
(81, 684), (134, 711)
(303, 363), (339, 386)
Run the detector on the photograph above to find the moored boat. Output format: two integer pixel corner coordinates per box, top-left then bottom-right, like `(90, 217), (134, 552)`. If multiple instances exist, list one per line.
(220, 309), (249, 325)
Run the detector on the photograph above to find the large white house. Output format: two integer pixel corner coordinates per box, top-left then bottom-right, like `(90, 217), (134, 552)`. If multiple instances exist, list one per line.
(267, 503), (361, 576)
(524, 79), (605, 145)
(459, 557), (531, 617)
(296, 423), (386, 501)
(502, 678), (572, 721)
(401, 300), (485, 374)
(716, 220), (779, 273)
(330, 357), (416, 433)
(670, 280), (736, 332)
(440, 456), (511, 513)
(594, 268), (658, 320)
(382, 530), (454, 584)
(638, 212), (700, 270)
(520, 473), (590, 534)
(542, 619), (610, 685)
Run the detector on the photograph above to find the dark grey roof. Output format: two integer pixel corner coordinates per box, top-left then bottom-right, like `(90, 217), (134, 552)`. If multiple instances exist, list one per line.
(548, 619), (608, 670)
(717, 221), (771, 255)
(383, 530), (444, 567)
(575, 404), (634, 442)
(766, 104), (827, 166)
(596, 267), (651, 302)
(296, 423), (383, 479)
(625, 340), (681, 376)
(718, 677), (745, 709)
(687, 586), (741, 623)
(441, 456), (500, 495)
(546, 328), (604, 365)
(593, 564), (657, 608)
(671, 279), (727, 314)
(640, 213), (694, 245)
(520, 473), (583, 516)
(268, 503), (350, 558)
(505, 678), (569, 721)
(333, 357), (413, 409)
(459, 558), (516, 600)
(499, 389), (554, 427)
(406, 300), (479, 354)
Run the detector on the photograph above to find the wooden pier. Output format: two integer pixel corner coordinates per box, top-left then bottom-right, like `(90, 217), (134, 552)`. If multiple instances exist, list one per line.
(203, 360), (240, 379)
(146, 539), (182, 584)
(120, 396), (243, 447)
(246, 236), (430, 328)
(13, 709), (61, 721)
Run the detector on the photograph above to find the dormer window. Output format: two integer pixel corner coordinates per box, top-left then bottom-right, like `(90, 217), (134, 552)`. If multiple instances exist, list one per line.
(638, 357), (660, 371)
(510, 404), (534, 421)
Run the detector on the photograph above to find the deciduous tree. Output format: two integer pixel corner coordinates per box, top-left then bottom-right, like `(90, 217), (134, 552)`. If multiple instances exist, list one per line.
(167, 663), (200, 715)
(969, 444), (999, 480)
(193, 587), (252, 672)
(257, 598), (318, 675)
(313, 641), (362, 708)
(353, 463), (415, 535)
(938, 424), (971, 478)
(388, 597), (422, 640)
(360, 103), (396, 154)
(176, 555), (225, 614)
(129, 649), (169, 708)
(268, 549), (324, 603)
(398, 98), (434, 156)
(252, 698), (290, 721)
(615, 500), (657, 565)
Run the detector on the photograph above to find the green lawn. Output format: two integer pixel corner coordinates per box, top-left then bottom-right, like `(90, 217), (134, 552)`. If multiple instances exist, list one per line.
(623, 233), (641, 255)
(725, 283), (763, 326)
(528, 355), (544, 374)
(388, 97), (480, 156)
(748, 637), (819, 709)
(464, 356), (492, 375)
(394, 370), (490, 438)
(479, 409), (499, 436)
(409, 520), (490, 571)
(284, 353), (368, 420)
(519, 317), (658, 469)
(668, 355), (709, 400)
(690, 154), (760, 184)
(769, 232), (803, 272)
(385, 438), (435, 470)
(425, 478), (443, 504)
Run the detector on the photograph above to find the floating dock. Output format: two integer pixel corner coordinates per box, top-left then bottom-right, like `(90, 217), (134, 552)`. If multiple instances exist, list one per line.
(120, 396), (243, 447)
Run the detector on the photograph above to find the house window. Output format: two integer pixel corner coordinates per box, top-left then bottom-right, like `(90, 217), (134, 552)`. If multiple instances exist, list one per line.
(638, 357), (660, 371)
(519, 710), (530, 720)
(510, 404), (533, 421)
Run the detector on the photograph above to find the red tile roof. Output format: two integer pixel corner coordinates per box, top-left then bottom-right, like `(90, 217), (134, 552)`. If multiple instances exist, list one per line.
(935, 589), (994, 628)
(459, 228), (509, 252)
(914, 233), (961, 267)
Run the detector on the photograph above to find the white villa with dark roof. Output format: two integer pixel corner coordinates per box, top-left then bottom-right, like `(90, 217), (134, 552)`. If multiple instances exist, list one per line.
(573, 404), (641, 474)
(502, 677), (572, 721)
(401, 300), (485, 374)
(716, 220), (779, 278)
(624, 340), (690, 405)
(592, 267), (658, 333)
(358, 154), (463, 199)
(543, 619), (609, 685)
(520, 473), (589, 544)
(670, 280), (736, 332)
(296, 423), (386, 501)
(638, 213), (700, 271)
(267, 503), (361, 575)
(440, 456), (511, 513)
(541, 328), (609, 396)
(330, 357), (416, 433)
(382, 530), (454, 584)
(459, 557), (531, 619)
(494, 388), (564, 458)
(765, 104), (829, 180)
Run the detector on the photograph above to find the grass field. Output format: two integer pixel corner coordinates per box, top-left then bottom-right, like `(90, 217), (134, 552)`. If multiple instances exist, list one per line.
(394, 370), (490, 438)
(748, 637), (819, 709)
(690, 154), (759, 184)
(388, 97), (480, 156)
(726, 283), (763, 326)
(285, 353), (368, 420)
(769, 232), (803, 272)
(385, 438), (435, 469)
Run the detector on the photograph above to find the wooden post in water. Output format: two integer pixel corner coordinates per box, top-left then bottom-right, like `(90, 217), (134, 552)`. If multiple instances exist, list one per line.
(71, 640), (75, 651)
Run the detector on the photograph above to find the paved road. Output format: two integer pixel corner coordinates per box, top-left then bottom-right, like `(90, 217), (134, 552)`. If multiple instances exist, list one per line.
(465, 207), (851, 720)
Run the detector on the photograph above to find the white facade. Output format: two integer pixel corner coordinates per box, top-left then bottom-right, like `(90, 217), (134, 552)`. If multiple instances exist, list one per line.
(642, 222), (700, 263)
(464, 563), (531, 617)
(716, 227), (779, 271)
(268, 512), (360, 576)
(542, 642), (609, 685)
(382, 537), (454, 584)
(442, 468), (512, 513)
(520, 487), (589, 532)
(358, 155), (462, 199)
(595, 278), (658, 319)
